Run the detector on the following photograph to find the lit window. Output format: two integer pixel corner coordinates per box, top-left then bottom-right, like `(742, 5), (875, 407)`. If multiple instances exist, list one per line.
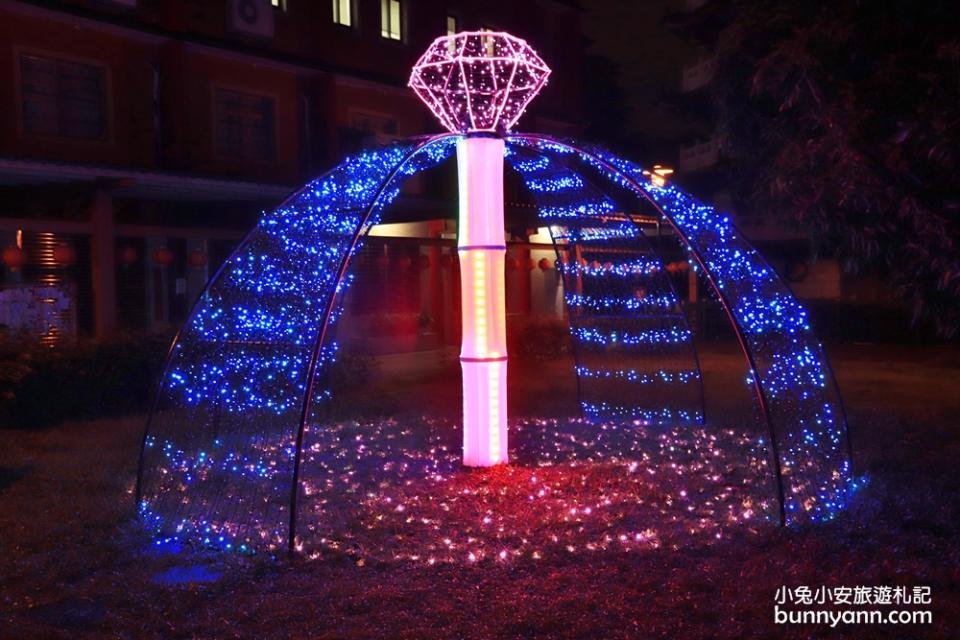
(481, 26), (495, 56)
(332, 0), (351, 27)
(214, 88), (277, 162)
(446, 16), (458, 52)
(381, 0), (402, 40)
(20, 53), (107, 140)
(271, 0), (285, 9)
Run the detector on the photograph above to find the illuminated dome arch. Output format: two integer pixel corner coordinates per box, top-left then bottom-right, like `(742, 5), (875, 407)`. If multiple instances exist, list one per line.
(504, 134), (856, 527)
(137, 133), (856, 555)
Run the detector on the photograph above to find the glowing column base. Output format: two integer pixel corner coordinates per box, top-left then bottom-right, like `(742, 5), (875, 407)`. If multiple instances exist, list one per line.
(461, 359), (508, 466)
(457, 136), (508, 466)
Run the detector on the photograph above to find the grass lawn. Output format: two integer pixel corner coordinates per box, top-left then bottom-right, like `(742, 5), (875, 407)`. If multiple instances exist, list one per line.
(1, 344), (958, 639)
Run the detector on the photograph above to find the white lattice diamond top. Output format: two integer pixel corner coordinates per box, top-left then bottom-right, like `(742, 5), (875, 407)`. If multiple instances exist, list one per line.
(409, 31), (551, 134)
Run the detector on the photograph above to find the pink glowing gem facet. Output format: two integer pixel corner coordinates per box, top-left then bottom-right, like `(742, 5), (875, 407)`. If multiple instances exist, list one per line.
(409, 31), (551, 134)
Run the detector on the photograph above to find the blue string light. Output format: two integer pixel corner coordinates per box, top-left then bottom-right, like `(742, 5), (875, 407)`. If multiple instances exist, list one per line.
(505, 140), (705, 427)
(574, 366), (701, 384)
(564, 292), (682, 312)
(572, 326), (693, 346)
(139, 137), (457, 553)
(138, 130), (858, 556)
(546, 139), (858, 524)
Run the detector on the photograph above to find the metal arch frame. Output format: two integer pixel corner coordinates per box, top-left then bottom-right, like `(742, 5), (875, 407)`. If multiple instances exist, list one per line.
(132, 152), (367, 508)
(505, 133), (800, 523)
(616, 211), (710, 427)
(133, 134), (457, 544)
(134, 190), (279, 507)
(287, 133), (457, 552)
(505, 146), (707, 426)
(138, 129), (853, 554)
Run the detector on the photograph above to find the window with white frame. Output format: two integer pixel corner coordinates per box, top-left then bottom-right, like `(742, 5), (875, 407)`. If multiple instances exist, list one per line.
(381, 0), (402, 40)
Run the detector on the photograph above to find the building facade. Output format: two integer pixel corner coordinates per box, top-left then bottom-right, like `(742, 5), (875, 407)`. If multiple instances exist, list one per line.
(0, 0), (583, 342)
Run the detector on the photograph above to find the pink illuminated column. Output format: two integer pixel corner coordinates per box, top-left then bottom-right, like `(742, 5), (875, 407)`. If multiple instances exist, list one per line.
(457, 136), (508, 466)
(408, 31), (551, 466)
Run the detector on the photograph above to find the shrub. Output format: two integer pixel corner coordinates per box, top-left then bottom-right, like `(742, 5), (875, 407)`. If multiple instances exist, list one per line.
(507, 316), (573, 361)
(328, 350), (374, 393)
(0, 333), (170, 429)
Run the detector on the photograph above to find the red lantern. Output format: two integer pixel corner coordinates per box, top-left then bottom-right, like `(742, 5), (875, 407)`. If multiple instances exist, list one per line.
(153, 246), (174, 267)
(526, 258), (536, 271)
(375, 253), (390, 270)
(52, 243), (77, 266)
(2, 245), (26, 271)
(505, 256), (519, 271)
(439, 254), (453, 269)
(119, 245), (139, 266)
(396, 255), (412, 269)
(538, 258), (551, 271)
(188, 248), (208, 268)
(417, 254), (431, 270)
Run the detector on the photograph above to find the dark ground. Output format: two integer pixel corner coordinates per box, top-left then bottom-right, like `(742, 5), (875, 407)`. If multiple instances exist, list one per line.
(1, 343), (958, 639)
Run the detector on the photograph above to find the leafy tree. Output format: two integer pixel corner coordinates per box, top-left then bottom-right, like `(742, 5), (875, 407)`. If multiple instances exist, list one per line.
(711, 0), (960, 337)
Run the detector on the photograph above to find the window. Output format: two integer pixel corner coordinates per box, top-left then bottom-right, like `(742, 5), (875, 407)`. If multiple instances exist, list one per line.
(480, 26), (495, 56)
(351, 110), (397, 139)
(214, 87), (276, 162)
(446, 15), (458, 51)
(340, 110), (399, 154)
(19, 53), (107, 140)
(270, 0), (285, 9)
(332, 0), (351, 26)
(381, 0), (402, 40)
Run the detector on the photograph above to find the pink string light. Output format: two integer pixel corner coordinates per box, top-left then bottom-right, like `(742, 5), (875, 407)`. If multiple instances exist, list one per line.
(409, 31), (551, 134)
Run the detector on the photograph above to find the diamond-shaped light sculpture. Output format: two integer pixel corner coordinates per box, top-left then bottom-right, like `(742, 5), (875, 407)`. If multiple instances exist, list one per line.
(409, 31), (551, 134)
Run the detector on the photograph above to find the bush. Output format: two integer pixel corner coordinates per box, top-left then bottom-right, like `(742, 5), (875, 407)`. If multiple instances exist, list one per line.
(0, 333), (170, 429)
(507, 316), (573, 361)
(328, 350), (374, 393)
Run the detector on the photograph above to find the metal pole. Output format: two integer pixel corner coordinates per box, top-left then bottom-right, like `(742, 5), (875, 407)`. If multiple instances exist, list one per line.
(456, 134), (509, 467)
